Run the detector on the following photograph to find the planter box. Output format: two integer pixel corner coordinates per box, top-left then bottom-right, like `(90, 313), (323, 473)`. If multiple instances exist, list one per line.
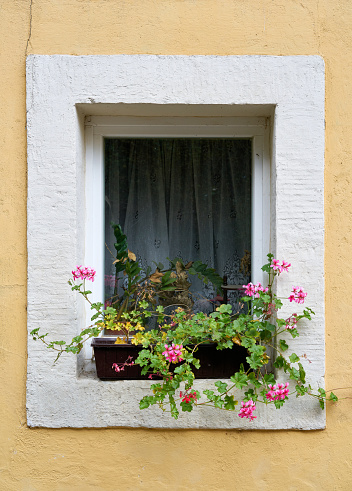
(91, 338), (249, 380)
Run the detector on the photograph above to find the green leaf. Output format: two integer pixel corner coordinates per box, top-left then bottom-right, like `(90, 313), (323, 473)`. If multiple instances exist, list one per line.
(329, 392), (338, 402)
(218, 304), (232, 314)
(260, 330), (273, 341)
(273, 355), (287, 369)
(279, 339), (289, 352)
(232, 319), (246, 333)
(180, 401), (193, 412)
(319, 398), (325, 410)
(249, 344), (265, 356)
(289, 367), (300, 381)
(287, 328), (299, 338)
(247, 372), (262, 388)
(203, 389), (215, 400)
(215, 381), (228, 394)
(276, 318), (286, 328)
(263, 373), (276, 385)
(246, 353), (263, 370)
(318, 388), (326, 398)
(289, 353), (300, 363)
(298, 363), (306, 383)
(139, 399), (150, 410)
(244, 388), (258, 402)
(295, 384), (309, 396)
(224, 395), (237, 411)
(241, 337), (255, 349)
(264, 321), (276, 332)
(274, 399), (287, 409)
(261, 255), (273, 274)
(230, 372), (248, 389)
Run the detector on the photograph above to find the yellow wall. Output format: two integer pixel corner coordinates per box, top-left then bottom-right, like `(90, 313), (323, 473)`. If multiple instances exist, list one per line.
(1, 1), (351, 489)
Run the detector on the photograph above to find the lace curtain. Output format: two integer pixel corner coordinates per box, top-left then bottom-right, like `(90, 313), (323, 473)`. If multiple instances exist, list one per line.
(104, 138), (252, 312)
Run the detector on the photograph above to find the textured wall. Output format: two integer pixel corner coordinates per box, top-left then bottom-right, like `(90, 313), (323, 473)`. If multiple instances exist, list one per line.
(0, 0), (351, 489)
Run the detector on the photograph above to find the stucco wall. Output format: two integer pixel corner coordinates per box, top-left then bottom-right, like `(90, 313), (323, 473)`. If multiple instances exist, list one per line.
(0, 0), (351, 489)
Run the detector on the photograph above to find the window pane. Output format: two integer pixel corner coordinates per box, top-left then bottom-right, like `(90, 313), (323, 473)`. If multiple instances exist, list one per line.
(104, 138), (251, 312)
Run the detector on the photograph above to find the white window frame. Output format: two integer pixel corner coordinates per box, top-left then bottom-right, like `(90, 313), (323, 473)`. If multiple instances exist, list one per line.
(26, 55), (325, 429)
(84, 116), (270, 361)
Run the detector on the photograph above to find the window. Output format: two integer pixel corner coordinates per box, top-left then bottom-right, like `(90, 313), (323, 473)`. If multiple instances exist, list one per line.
(27, 55), (325, 429)
(104, 137), (252, 314)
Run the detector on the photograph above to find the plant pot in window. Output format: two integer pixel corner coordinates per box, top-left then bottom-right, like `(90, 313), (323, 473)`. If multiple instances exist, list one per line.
(91, 338), (249, 380)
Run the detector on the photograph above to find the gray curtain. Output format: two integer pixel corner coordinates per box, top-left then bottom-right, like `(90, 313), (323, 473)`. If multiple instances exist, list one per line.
(104, 138), (251, 311)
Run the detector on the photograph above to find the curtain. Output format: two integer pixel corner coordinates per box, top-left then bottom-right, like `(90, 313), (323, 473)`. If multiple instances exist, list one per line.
(104, 138), (251, 312)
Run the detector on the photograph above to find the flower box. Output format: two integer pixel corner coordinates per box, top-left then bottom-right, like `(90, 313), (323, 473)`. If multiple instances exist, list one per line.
(91, 338), (249, 380)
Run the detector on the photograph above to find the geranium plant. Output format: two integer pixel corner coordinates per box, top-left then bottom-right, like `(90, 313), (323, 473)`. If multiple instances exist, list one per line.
(30, 254), (338, 421)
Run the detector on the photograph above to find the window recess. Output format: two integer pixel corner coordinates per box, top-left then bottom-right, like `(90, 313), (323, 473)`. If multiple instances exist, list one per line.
(83, 116), (270, 363)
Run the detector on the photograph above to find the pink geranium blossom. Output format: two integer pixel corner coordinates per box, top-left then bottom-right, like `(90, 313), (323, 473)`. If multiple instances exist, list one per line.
(162, 343), (183, 363)
(266, 382), (289, 402)
(112, 356), (134, 373)
(180, 390), (197, 404)
(72, 265), (96, 282)
(264, 302), (277, 317)
(281, 260), (291, 272)
(270, 259), (291, 274)
(270, 259), (282, 272)
(285, 313), (298, 330)
(289, 286), (307, 304)
(238, 400), (257, 421)
(243, 282), (269, 298)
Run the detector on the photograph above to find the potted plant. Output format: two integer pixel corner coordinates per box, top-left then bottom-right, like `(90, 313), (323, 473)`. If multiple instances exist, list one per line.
(30, 254), (339, 421)
(102, 223), (223, 339)
(92, 224), (234, 379)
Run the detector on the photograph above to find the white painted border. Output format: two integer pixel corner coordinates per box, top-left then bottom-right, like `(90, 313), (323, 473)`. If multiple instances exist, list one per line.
(26, 55), (325, 429)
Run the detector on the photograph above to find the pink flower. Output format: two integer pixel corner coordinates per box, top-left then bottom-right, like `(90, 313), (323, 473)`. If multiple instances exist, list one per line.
(72, 265), (96, 282)
(281, 261), (291, 272)
(162, 343), (183, 363)
(243, 282), (256, 296)
(285, 313), (298, 330)
(243, 282), (269, 298)
(289, 286), (307, 304)
(270, 259), (283, 272)
(180, 391), (197, 404)
(238, 400), (257, 421)
(264, 302), (277, 317)
(270, 259), (291, 274)
(266, 382), (289, 402)
(112, 356), (134, 373)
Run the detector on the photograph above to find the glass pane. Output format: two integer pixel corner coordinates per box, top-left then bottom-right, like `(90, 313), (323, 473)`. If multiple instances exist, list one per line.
(104, 138), (251, 314)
